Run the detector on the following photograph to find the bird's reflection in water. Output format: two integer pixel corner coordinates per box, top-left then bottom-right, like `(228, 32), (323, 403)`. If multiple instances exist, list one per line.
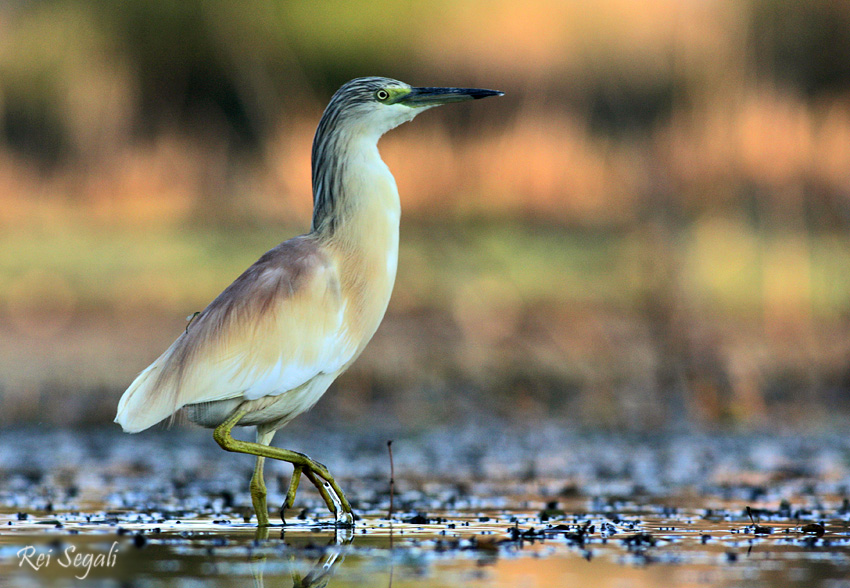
(249, 525), (354, 588)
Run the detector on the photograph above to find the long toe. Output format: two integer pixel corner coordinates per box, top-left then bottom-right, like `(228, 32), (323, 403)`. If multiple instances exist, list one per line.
(303, 468), (339, 518)
(336, 508), (355, 527)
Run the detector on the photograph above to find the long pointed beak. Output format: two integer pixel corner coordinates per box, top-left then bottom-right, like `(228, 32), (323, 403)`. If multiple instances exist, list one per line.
(398, 86), (504, 107)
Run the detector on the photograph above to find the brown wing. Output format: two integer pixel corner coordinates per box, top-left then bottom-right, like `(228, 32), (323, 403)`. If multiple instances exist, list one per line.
(115, 235), (356, 432)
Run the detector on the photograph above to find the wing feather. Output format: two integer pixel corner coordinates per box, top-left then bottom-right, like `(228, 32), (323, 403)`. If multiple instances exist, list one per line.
(115, 236), (356, 432)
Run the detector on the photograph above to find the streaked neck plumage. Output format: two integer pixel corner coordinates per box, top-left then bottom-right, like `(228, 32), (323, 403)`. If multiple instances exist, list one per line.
(309, 106), (403, 343)
(310, 78), (419, 240)
(310, 124), (400, 242)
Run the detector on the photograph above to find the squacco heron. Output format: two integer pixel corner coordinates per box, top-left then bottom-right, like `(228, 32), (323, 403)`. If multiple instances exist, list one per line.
(115, 77), (502, 526)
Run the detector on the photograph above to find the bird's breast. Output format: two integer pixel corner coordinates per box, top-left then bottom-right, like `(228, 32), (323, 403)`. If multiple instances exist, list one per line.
(332, 211), (400, 361)
(321, 139), (402, 361)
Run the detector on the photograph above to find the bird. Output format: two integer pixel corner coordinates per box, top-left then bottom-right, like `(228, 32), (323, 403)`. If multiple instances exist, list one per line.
(114, 76), (503, 526)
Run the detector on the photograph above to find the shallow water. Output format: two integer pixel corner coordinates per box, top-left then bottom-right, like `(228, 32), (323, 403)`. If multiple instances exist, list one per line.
(1, 425), (850, 586)
(3, 506), (850, 587)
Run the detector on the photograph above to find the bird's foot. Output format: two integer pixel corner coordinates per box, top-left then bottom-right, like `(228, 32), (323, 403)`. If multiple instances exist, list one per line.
(280, 462), (354, 526)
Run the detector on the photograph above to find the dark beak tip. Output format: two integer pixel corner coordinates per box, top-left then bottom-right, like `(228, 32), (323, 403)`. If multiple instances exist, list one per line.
(403, 86), (504, 105)
(471, 89), (504, 99)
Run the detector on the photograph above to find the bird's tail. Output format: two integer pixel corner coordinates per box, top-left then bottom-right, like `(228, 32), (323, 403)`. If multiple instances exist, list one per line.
(114, 357), (176, 433)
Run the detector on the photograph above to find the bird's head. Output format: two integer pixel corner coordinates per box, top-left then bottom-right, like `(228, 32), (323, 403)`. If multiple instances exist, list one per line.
(322, 77), (503, 140)
(311, 77), (501, 232)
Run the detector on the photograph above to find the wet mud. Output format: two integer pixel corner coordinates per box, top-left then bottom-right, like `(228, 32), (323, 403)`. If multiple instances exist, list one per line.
(1, 425), (849, 586)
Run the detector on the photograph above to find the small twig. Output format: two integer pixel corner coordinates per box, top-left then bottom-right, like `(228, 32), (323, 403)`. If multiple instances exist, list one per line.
(387, 440), (395, 586)
(387, 440), (395, 520)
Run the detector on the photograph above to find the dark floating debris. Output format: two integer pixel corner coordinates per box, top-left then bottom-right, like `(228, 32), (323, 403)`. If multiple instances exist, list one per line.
(801, 523), (825, 537)
(622, 532), (656, 549)
(470, 535), (501, 552)
(538, 501), (565, 522)
(745, 506), (773, 535)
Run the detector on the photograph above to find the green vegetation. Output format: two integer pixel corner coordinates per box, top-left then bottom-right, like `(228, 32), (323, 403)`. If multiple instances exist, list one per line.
(2, 219), (848, 320)
(1, 0), (850, 427)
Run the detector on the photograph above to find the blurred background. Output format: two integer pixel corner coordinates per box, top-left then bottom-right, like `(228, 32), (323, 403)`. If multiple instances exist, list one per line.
(1, 0), (848, 432)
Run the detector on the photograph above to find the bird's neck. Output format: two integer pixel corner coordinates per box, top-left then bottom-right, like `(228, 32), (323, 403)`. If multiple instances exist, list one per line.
(311, 132), (400, 278)
(310, 133), (401, 345)
(311, 133), (400, 243)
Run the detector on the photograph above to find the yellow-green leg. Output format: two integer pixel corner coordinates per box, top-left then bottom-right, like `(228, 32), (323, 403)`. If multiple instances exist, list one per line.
(250, 429), (276, 527)
(281, 466), (303, 522)
(213, 408), (353, 526)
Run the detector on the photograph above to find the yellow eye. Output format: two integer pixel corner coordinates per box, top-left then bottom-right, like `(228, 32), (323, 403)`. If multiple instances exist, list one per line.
(376, 89), (390, 101)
